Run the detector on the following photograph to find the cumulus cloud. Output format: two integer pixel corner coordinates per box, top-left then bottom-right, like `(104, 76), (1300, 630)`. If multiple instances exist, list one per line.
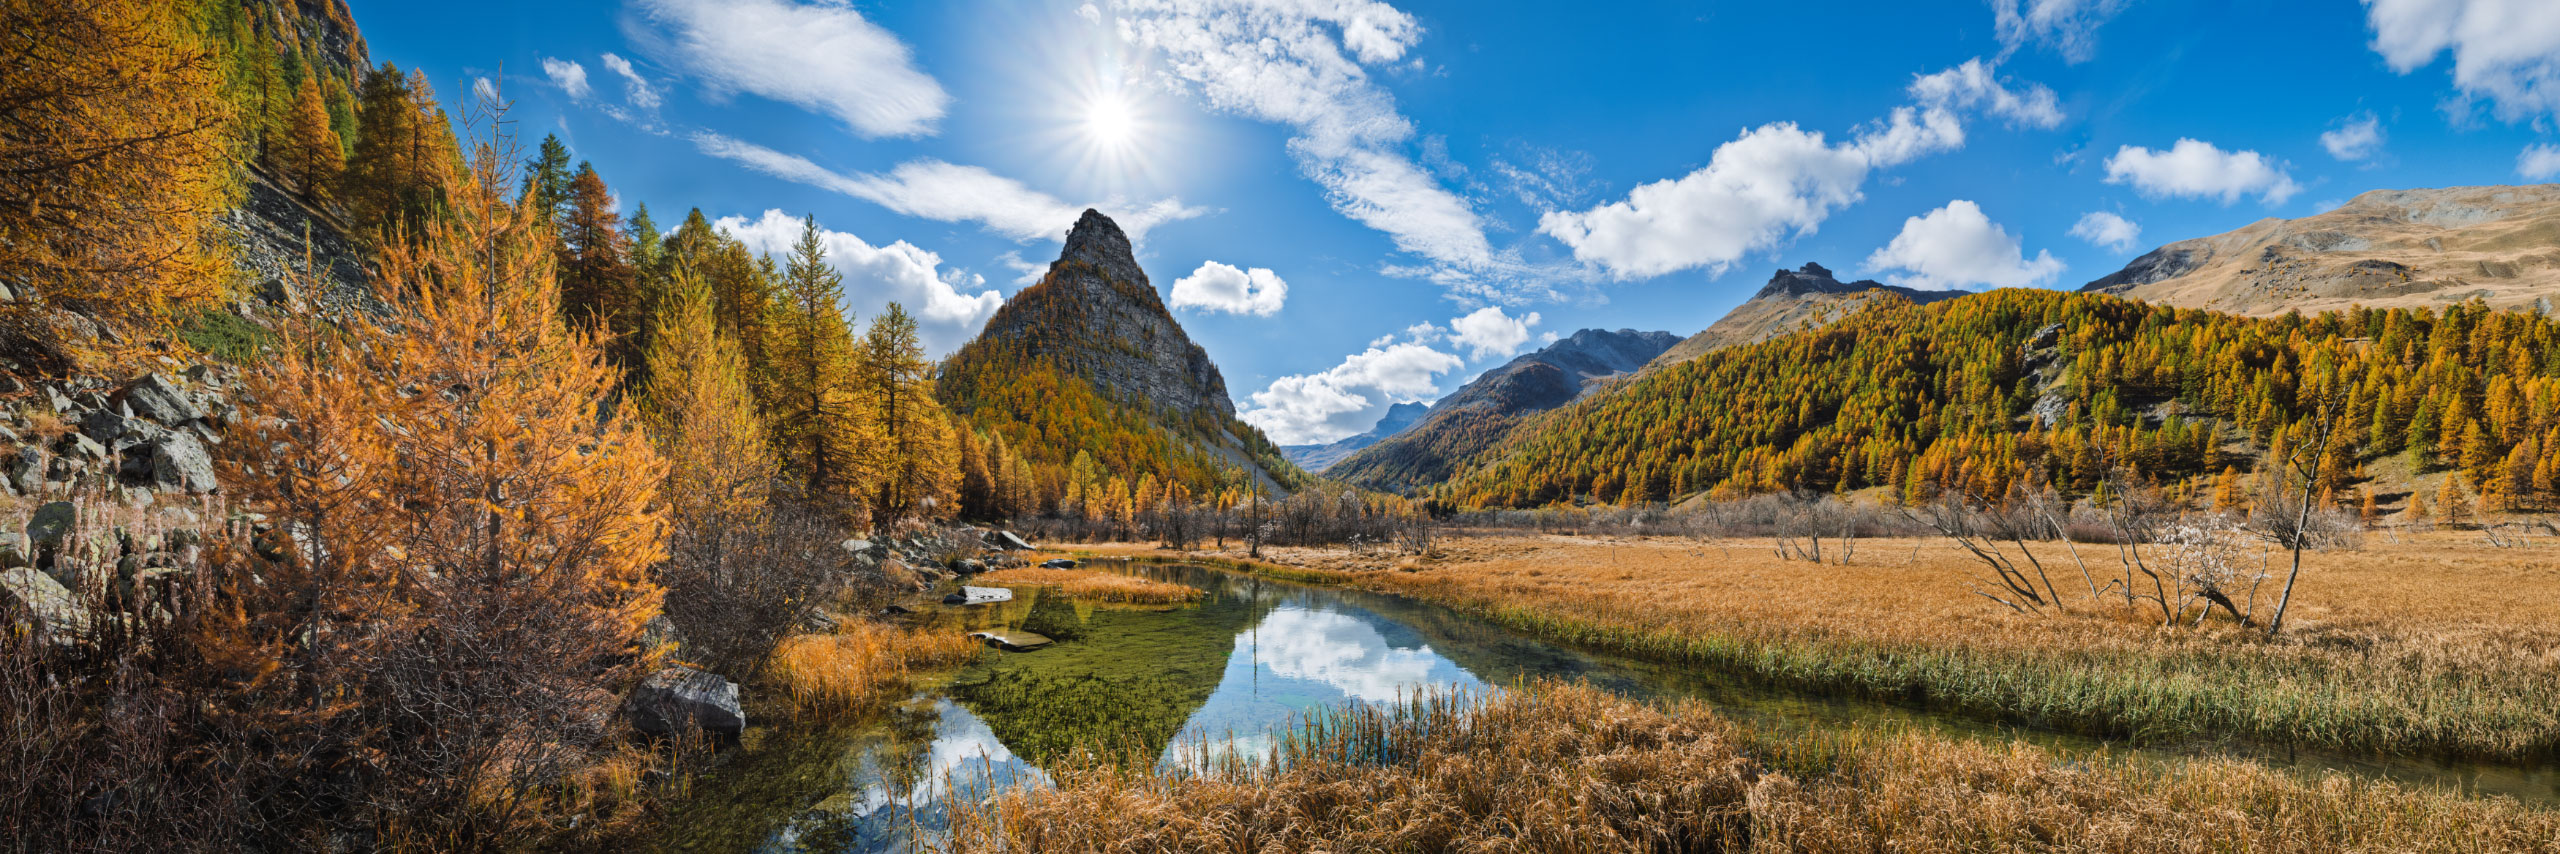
(2321, 112), (2386, 162)
(1240, 342), (1464, 445)
(1116, 0), (1496, 276)
(2069, 210), (2142, 252)
(1910, 58), (2066, 128)
(1993, 0), (2131, 63)
(628, 0), (948, 138)
(541, 57), (591, 99)
(2521, 144), (2560, 180)
(1864, 200), (2062, 290)
(2366, 0), (2560, 122)
(712, 210), (1002, 356)
(599, 53), (663, 110)
(1169, 261), (1288, 316)
(1541, 59), (2058, 280)
(691, 132), (1204, 243)
(1447, 306), (1540, 359)
(2103, 139), (2301, 205)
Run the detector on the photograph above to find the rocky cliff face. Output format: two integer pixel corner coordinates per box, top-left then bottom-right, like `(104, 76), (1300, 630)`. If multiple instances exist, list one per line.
(2080, 184), (2560, 316)
(1649, 263), (1966, 368)
(971, 210), (1238, 419)
(1280, 401), (1429, 473)
(939, 210), (1301, 491)
(1330, 328), (1677, 492)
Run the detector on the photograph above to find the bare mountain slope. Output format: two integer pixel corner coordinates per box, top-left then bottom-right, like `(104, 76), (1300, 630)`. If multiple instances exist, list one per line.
(2081, 184), (2560, 315)
(1649, 263), (1967, 369)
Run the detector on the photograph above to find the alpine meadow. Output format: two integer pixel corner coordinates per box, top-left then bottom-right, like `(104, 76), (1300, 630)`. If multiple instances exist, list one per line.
(9, 1), (2560, 853)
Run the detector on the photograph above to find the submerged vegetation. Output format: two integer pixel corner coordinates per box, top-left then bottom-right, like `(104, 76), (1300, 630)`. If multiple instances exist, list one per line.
(957, 681), (2560, 853)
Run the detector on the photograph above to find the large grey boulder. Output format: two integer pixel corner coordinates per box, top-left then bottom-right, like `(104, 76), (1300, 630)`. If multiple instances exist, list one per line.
(147, 432), (218, 494)
(941, 586), (1013, 605)
(25, 502), (75, 553)
(1, 566), (89, 639)
(994, 531), (1034, 551)
(117, 374), (203, 425)
(626, 666), (745, 740)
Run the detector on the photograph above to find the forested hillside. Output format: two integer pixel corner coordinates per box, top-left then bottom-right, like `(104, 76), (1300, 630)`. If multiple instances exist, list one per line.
(938, 210), (1308, 520)
(1435, 289), (2560, 512)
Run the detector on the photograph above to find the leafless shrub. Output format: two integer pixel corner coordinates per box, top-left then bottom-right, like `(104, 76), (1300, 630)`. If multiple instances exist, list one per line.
(657, 504), (844, 679)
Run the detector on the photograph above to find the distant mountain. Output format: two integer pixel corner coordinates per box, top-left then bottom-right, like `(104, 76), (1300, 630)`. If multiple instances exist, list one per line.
(2082, 184), (2560, 315)
(937, 210), (1305, 494)
(1649, 263), (1966, 369)
(1280, 401), (1429, 473)
(1330, 328), (1678, 492)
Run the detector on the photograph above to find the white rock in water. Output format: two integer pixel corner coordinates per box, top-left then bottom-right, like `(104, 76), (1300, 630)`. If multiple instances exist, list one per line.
(941, 585), (1013, 605)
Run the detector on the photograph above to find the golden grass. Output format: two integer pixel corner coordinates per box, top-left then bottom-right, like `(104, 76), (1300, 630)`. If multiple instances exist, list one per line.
(955, 681), (2560, 854)
(1086, 533), (2560, 762)
(975, 567), (1204, 605)
(764, 619), (983, 719)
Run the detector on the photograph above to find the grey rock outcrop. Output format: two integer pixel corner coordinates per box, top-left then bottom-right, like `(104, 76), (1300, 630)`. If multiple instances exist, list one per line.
(1, 566), (89, 639)
(626, 666), (745, 740)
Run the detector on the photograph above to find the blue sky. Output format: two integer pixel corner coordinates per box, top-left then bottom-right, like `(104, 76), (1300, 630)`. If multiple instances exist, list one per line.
(350, 0), (2560, 444)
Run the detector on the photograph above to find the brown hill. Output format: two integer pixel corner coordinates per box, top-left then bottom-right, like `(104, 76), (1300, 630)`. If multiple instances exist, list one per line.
(1648, 263), (1967, 369)
(2081, 184), (2560, 315)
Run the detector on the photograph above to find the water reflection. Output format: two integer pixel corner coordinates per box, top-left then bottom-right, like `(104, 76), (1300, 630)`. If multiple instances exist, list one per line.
(657, 562), (2560, 854)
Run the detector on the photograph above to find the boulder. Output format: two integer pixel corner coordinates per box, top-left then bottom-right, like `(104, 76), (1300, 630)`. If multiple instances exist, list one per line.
(0, 534), (29, 569)
(995, 531), (1035, 551)
(147, 432), (219, 494)
(26, 502), (75, 553)
(57, 432), (104, 461)
(1, 566), (89, 639)
(1041, 558), (1079, 569)
(950, 558), (986, 574)
(941, 586), (1014, 606)
(7, 451), (42, 495)
(968, 629), (1054, 652)
(116, 374), (203, 425)
(625, 666), (745, 740)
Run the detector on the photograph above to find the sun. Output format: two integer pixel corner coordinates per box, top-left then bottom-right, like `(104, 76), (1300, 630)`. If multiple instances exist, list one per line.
(1085, 93), (1136, 151)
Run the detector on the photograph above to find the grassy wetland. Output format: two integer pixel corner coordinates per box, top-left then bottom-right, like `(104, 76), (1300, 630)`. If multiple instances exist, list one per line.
(1078, 531), (2560, 766)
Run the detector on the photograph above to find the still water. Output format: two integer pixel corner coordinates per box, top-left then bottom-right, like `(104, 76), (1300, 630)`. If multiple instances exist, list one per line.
(653, 561), (2559, 853)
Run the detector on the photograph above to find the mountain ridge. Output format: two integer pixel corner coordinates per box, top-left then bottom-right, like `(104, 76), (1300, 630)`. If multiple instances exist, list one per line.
(1649, 263), (1968, 369)
(1329, 327), (1677, 492)
(1280, 401), (1429, 473)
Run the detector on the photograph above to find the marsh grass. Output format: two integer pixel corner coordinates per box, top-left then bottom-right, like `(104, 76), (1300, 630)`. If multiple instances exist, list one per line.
(765, 620), (983, 719)
(976, 567), (1204, 605)
(1081, 534), (2560, 764)
(954, 682), (2560, 854)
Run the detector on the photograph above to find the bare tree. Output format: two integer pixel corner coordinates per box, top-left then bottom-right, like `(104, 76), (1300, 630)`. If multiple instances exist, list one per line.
(2260, 390), (2345, 637)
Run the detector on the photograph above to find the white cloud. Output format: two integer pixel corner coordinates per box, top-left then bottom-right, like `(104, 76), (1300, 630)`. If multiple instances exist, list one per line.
(1240, 342), (1463, 445)
(599, 52), (663, 110)
(1540, 59), (2058, 280)
(1910, 58), (2066, 128)
(1076, 2), (1102, 23)
(2068, 211), (2142, 252)
(541, 57), (591, 99)
(2103, 139), (2301, 205)
(712, 210), (1002, 356)
(2366, 0), (2560, 123)
(1993, 0), (2131, 63)
(1447, 306), (1540, 359)
(1116, 0), (1495, 275)
(2521, 144), (2560, 180)
(690, 132), (1205, 243)
(2321, 112), (2386, 162)
(629, 0), (948, 138)
(471, 76), (499, 106)
(1169, 261), (1288, 316)
(1865, 200), (2063, 290)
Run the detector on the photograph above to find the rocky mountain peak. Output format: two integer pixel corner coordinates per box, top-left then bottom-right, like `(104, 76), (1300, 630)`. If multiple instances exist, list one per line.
(1757, 262), (1887, 299)
(963, 209), (1231, 419)
(1060, 208), (1133, 268)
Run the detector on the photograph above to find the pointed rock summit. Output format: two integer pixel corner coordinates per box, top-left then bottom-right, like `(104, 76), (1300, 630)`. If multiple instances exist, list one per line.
(938, 210), (1301, 491)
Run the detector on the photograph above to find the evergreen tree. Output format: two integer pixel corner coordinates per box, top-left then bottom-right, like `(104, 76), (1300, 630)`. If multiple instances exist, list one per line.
(862, 302), (959, 520)
(273, 73), (344, 203)
(522, 133), (573, 226)
(342, 63), (456, 241)
(557, 162), (637, 371)
(642, 266), (775, 521)
(766, 215), (874, 510)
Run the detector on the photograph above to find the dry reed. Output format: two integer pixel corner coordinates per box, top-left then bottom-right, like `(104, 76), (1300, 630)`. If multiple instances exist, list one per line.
(764, 620), (983, 718)
(975, 568), (1204, 605)
(954, 681), (2560, 854)
(1083, 533), (2560, 762)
